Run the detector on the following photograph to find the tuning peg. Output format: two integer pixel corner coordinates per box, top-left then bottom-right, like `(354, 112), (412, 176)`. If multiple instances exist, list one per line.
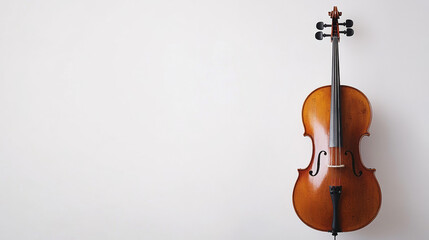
(340, 28), (354, 36)
(345, 19), (353, 27)
(315, 31), (330, 40)
(339, 19), (353, 28)
(316, 21), (332, 30)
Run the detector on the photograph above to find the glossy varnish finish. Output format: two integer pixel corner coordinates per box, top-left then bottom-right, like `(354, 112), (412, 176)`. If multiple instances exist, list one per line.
(293, 85), (381, 232)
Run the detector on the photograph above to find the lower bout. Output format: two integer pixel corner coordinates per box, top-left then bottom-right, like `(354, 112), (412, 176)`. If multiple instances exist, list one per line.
(293, 176), (381, 232)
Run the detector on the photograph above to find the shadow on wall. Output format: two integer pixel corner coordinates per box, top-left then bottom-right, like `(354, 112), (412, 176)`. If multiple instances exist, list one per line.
(358, 103), (409, 239)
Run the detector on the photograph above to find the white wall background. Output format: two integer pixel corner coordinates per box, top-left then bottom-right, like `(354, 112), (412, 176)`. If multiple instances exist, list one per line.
(0, 1), (428, 239)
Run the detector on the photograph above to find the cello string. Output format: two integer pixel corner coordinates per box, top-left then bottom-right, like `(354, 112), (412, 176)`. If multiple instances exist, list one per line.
(334, 37), (337, 185)
(338, 39), (341, 185)
(336, 37), (340, 185)
(335, 37), (338, 168)
(335, 38), (341, 185)
(337, 37), (341, 185)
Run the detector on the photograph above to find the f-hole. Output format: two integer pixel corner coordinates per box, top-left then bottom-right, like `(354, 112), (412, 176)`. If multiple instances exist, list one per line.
(309, 150), (327, 177)
(345, 150), (362, 177)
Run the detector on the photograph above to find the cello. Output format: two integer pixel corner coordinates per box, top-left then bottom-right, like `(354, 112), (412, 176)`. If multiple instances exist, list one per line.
(292, 7), (381, 239)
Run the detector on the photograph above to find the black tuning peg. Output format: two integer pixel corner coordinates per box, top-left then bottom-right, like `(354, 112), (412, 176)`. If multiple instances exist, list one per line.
(339, 19), (353, 28)
(316, 21), (332, 30)
(315, 31), (330, 40)
(340, 28), (354, 37)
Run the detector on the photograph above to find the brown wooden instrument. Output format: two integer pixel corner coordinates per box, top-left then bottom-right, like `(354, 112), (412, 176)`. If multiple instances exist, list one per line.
(292, 7), (381, 239)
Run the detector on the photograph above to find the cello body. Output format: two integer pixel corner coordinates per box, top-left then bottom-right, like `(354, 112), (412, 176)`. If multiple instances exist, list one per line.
(292, 7), (381, 237)
(292, 86), (381, 232)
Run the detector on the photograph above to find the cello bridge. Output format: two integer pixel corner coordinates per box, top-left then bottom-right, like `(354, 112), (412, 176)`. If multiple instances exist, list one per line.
(328, 164), (345, 168)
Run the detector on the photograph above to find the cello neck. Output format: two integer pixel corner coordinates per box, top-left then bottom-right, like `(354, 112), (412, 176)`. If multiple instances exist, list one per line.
(329, 36), (342, 147)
